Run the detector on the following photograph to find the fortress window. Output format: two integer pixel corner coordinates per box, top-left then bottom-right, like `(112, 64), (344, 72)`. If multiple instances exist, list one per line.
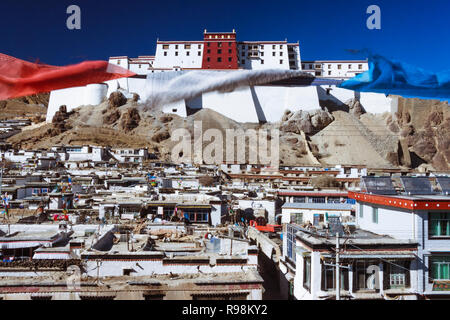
(218, 42), (222, 47)
(207, 49), (211, 53)
(186, 52), (190, 56)
(315, 64), (321, 69)
(241, 59), (245, 64)
(261, 52), (264, 56)
(242, 51), (245, 57)
(261, 60), (264, 64)
(272, 45), (275, 49)
(185, 44), (191, 49)
(328, 64), (331, 69)
(358, 64), (363, 69)
(218, 49), (222, 54)
(117, 60), (121, 65)
(302, 64), (305, 69)
(162, 45), (169, 49)
(228, 57), (232, 62)
(328, 71), (332, 75)
(175, 52), (178, 56)
(198, 44), (202, 49)
(198, 51), (201, 56)
(175, 45), (178, 49)
(280, 45), (283, 49)
(164, 52), (167, 56)
(280, 52), (283, 56)
(217, 57), (222, 62)
(207, 43), (210, 47)
(309, 64), (313, 69)
(228, 49), (232, 54)
(228, 42), (232, 47)
(207, 57), (210, 62)
(272, 52), (275, 56)
(280, 60), (283, 64)
(348, 64), (352, 69)
(337, 64), (342, 69)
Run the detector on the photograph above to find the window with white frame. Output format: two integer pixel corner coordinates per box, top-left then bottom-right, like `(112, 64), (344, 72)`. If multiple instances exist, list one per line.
(385, 261), (410, 289)
(303, 256), (311, 290)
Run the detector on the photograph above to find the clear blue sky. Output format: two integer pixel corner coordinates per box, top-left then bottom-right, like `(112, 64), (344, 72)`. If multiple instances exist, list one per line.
(1, 0), (449, 72)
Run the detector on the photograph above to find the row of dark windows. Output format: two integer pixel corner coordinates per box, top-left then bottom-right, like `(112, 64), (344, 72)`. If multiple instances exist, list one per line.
(206, 42), (233, 47)
(206, 57), (233, 63)
(164, 51), (202, 57)
(206, 49), (233, 54)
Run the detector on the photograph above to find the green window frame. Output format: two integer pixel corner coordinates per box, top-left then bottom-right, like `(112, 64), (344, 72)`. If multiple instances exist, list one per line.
(430, 256), (450, 280)
(429, 212), (450, 238)
(372, 207), (378, 224)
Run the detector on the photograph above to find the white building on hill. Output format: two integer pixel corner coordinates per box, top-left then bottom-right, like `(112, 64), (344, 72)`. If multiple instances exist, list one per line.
(46, 29), (395, 124)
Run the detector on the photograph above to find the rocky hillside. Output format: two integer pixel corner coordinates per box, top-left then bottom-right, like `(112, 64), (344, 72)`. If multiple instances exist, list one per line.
(6, 91), (449, 171)
(0, 93), (49, 121)
(386, 97), (449, 171)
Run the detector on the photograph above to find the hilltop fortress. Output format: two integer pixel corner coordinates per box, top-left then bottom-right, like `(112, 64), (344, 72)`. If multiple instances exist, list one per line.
(47, 30), (396, 123)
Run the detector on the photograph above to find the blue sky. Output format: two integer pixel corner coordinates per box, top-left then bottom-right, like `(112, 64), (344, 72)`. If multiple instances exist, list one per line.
(1, 0), (449, 72)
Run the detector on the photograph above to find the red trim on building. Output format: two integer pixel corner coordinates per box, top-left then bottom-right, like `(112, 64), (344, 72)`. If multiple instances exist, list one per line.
(278, 191), (348, 197)
(349, 191), (450, 211)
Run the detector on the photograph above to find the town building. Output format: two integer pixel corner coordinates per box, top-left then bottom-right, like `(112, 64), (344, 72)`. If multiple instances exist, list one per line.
(349, 176), (450, 298)
(301, 60), (368, 79)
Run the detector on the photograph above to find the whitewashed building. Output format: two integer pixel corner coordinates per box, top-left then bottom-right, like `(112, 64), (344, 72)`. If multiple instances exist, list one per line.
(302, 60), (368, 79)
(46, 29), (396, 125)
(349, 178), (450, 298)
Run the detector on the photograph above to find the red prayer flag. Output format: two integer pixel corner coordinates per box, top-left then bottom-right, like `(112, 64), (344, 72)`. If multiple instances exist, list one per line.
(0, 53), (136, 100)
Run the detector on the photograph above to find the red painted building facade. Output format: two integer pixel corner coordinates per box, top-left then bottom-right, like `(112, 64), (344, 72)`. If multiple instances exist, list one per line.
(201, 31), (238, 69)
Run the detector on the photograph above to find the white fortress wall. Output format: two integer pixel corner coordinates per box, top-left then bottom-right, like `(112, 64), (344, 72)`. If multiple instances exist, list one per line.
(319, 86), (355, 103)
(359, 92), (395, 114)
(127, 78), (147, 100)
(202, 86), (260, 123)
(104, 78), (130, 98)
(85, 83), (108, 105)
(284, 86), (321, 112)
(47, 83), (107, 122)
(46, 71), (394, 124)
(162, 100), (188, 117)
(252, 86), (320, 122)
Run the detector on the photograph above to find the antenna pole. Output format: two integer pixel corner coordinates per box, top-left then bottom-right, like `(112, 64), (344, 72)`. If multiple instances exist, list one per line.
(336, 233), (340, 300)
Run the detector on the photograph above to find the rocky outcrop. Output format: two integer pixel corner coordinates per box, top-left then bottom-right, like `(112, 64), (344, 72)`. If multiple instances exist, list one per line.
(386, 97), (449, 170)
(103, 110), (121, 125)
(280, 109), (334, 135)
(151, 129), (171, 143)
(346, 98), (364, 118)
(108, 91), (127, 109)
(120, 108), (141, 132)
(49, 105), (71, 136)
